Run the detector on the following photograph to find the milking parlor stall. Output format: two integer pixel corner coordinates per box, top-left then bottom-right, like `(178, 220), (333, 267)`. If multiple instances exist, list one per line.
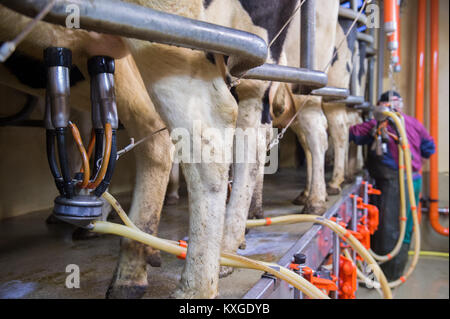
(0, 0), (448, 306)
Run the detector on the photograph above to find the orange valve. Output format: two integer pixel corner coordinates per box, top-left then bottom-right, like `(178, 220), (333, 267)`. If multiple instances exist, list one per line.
(302, 266), (338, 297)
(338, 255), (357, 299)
(367, 184), (382, 196)
(366, 204), (380, 234)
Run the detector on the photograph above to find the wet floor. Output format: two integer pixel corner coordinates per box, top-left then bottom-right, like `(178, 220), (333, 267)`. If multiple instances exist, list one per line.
(0, 168), (448, 299)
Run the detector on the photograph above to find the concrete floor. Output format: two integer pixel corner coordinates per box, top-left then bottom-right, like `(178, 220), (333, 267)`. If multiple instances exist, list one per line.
(0, 168), (448, 299)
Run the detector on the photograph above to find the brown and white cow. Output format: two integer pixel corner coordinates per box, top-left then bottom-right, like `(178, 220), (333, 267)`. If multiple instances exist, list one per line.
(1, 0), (242, 299)
(323, 15), (365, 195)
(268, 0), (341, 215)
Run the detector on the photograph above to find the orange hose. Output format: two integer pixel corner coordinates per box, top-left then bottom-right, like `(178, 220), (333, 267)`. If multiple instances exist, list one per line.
(80, 128), (96, 173)
(69, 122), (90, 189)
(415, 0), (426, 124)
(415, 0), (426, 224)
(384, 0), (398, 35)
(387, 5), (399, 52)
(395, 2), (401, 69)
(89, 123), (112, 189)
(86, 128), (96, 160)
(429, 0), (448, 236)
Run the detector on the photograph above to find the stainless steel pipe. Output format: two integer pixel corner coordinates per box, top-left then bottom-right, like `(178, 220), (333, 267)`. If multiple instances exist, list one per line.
(2, 0), (268, 77)
(332, 95), (365, 105)
(242, 64), (327, 88)
(312, 87), (350, 100)
(339, 7), (368, 25)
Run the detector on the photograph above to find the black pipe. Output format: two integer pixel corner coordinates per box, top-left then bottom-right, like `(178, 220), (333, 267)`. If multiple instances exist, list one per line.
(55, 127), (74, 198)
(46, 129), (65, 195)
(94, 130), (117, 197)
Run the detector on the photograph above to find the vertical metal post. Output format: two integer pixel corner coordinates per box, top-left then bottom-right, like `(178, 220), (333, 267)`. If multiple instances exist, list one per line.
(363, 181), (369, 220)
(361, 182), (369, 276)
(368, 30), (376, 106)
(351, 195), (358, 263)
(332, 215), (341, 299)
(376, 0), (385, 100)
(350, 0), (359, 96)
(294, 0), (316, 94)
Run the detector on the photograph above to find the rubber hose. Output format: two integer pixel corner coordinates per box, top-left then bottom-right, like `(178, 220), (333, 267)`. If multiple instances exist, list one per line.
(45, 129), (64, 195)
(55, 127), (74, 198)
(99, 192), (329, 299)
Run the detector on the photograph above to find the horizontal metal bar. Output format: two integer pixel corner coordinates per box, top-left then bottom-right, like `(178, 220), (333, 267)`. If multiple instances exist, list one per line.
(421, 207), (449, 215)
(243, 177), (363, 299)
(339, 7), (368, 25)
(357, 32), (374, 44)
(312, 87), (350, 99)
(242, 64), (327, 88)
(333, 95), (365, 105)
(2, 0), (268, 77)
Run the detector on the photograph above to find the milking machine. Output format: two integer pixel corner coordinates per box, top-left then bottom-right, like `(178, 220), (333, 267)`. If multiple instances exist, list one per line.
(4, 0), (433, 300)
(44, 47), (118, 227)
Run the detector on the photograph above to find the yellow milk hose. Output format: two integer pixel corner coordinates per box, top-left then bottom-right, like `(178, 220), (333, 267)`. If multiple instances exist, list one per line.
(408, 251), (448, 258)
(246, 215), (392, 299)
(382, 111), (421, 288)
(98, 192), (329, 299)
(340, 112), (421, 289)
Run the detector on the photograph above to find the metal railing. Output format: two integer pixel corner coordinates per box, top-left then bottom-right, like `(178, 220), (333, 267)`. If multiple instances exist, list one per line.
(2, 0), (327, 88)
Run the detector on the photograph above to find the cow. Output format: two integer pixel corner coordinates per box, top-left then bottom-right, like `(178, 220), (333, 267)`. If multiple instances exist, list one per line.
(266, 1), (368, 214)
(323, 15), (364, 195)
(267, 0), (341, 215)
(346, 37), (369, 182)
(1, 0), (242, 299)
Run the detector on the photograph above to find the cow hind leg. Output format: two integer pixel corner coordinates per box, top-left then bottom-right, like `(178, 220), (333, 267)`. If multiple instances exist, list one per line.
(296, 99), (328, 215)
(291, 127), (312, 206)
(323, 103), (348, 195)
(106, 56), (172, 299)
(173, 162), (230, 299)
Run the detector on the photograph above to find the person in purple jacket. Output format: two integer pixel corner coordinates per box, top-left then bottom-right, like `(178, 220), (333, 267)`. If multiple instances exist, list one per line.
(349, 90), (436, 281)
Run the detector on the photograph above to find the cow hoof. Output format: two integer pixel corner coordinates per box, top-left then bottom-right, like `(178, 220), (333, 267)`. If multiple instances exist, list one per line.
(327, 186), (341, 196)
(145, 248), (162, 267)
(72, 227), (101, 240)
(239, 240), (247, 250)
(292, 193), (308, 206)
(164, 194), (179, 206)
(248, 207), (264, 220)
(344, 176), (355, 184)
(301, 204), (327, 216)
(219, 266), (234, 278)
(172, 286), (217, 299)
(106, 284), (148, 299)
